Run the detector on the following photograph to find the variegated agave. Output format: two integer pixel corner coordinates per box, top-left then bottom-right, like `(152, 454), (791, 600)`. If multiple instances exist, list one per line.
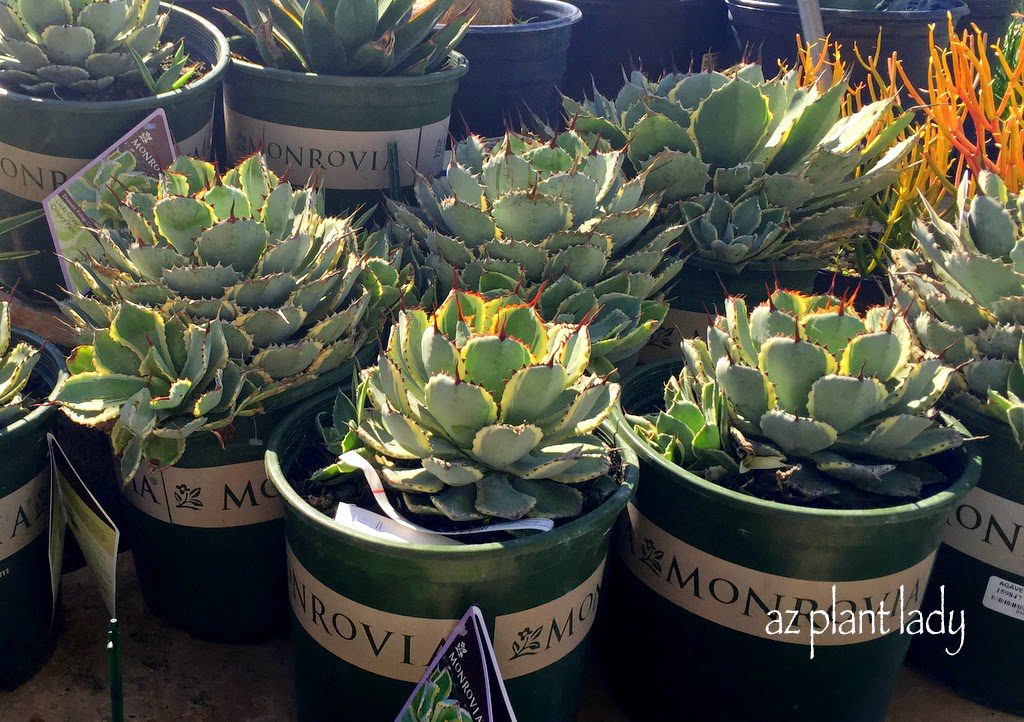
(222, 0), (469, 77)
(638, 290), (964, 505)
(57, 153), (408, 477)
(563, 64), (916, 267)
(388, 129), (686, 368)
(356, 290), (620, 523)
(0, 0), (195, 98)
(892, 172), (1024, 447)
(0, 300), (42, 426)
(57, 304), (275, 479)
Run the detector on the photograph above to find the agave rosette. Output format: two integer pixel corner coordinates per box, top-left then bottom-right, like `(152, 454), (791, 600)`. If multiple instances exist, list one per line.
(0, 300), (42, 426)
(0, 0), (193, 97)
(637, 290), (963, 504)
(892, 171), (1024, 446)
(355, 289), (620, 523)
(57, 153), (407, 477)
(388, 129), (686, 366)
(564, 64), (916, 267)
(221, 0), (469, 77)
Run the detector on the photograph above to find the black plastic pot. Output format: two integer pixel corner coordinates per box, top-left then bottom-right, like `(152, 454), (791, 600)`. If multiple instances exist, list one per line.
(563, 0), (731, 98)
(910, 405), (1024, 715)
(603, 361), (981, 720)
(0, 329), (67, 689)
(813, 269), (890, 310)
(727, 0), (969, 89)
(965, 0), (1016, 40)
(0, 5), (228, 301)
(451, 0), (581, 137)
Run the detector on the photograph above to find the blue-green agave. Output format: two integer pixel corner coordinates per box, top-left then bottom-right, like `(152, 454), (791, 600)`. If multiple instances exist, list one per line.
(891, 171), (1024, 447)
(563, 64), (916, 267)
(636, 290), (964, 503)
(388, 129), (686, 368)
(56, 153), (408, 478)
(0, 0), (194, 97)
(221, 0), (469, 77)
(356, 289), (620, 522)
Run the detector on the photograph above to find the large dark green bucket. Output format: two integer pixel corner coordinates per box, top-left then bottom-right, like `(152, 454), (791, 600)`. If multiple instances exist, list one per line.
(121, 353), (368, 642)
(0, 5), (229, 300)
(641, 256), (821, 361)
(910, 405), (1024, 714)
(265, 394), (638, 722)
(0, 329), (67, 689)
(602, 360), (981, 720)
(223, 51), (467, 215)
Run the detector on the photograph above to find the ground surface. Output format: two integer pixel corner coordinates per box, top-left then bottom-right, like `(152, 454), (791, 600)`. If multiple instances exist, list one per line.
(3, 555), (1019, 721)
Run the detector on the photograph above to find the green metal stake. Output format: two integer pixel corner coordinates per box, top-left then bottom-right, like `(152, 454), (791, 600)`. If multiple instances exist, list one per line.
(108, 618), (124, 722)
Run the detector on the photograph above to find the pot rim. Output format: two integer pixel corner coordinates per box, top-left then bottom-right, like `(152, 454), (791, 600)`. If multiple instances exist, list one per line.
(689, 255), (825, 276)
(619, 358), (982, 524)
(0, 328), (67, 441)
(227, 50), (469, 88)
(458, 0), (583, 34)
(0, 5), (229, 113)
(725, 0), (970, 18)
(265, 398), (638, 560)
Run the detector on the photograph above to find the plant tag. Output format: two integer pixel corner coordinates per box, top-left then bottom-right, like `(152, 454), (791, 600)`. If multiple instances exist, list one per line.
(48, 434), (120, 617)
(339, 451), (554, 540)
(47, 448), (66, 620)
(42, 109), (177, 294)
(396, 606), (517, 722)
(982, 575), (1024, 622)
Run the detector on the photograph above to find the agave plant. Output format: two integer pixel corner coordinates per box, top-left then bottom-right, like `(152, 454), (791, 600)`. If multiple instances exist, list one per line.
(891, 171), (1024, 447)
(0, 300), (42, 426)
(0, 0), (195, 98)
(57, 153), (408, 477)
(355, 289), (620, 523)
(388, 129), (686, 367)
(57, 305), (276, 479)
(222, 0), (470, 77)
(401, 668), (472, 722)
(636, 290), (964, 503)
(563, 64), (916, 267)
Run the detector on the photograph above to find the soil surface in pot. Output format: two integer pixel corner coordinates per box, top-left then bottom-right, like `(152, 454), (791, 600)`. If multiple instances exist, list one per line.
(285, 432), (626, 542)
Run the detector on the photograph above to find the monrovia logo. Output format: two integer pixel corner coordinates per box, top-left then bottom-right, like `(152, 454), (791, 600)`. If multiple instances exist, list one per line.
(492, 562), (606, 679)
(125, 459), (283, 528)
(620, 504), (936, 646)
(224, 110), (451, 191)
(944, 487), (1024, 576)
(0, 139), (87, 203)
(0, 469), (49, 562)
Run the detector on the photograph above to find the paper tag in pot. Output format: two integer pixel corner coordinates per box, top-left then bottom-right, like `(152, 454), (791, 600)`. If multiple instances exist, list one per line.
(224, 110), (450, 190)
(125, 458), (283, 528)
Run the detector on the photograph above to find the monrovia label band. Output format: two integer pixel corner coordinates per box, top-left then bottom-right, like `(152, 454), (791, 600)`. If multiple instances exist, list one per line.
(287, 546), (457, 683)
(943, 487), (1024, 577)
(224, 111), (451, 190)
(0, 469), (48, 563)
(620, 504), (936, 646)
(126, 460), (282, 528)
(0, 140), (89, 203)
(288, 547), (607, 683)
(492, 562), (605, 679)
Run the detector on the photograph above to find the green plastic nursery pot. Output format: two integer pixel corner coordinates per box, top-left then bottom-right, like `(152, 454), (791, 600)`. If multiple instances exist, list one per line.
(0, 5), (229, 300)
(265, 395), (638, 722)
(640, 256), (820, 361)
(0, 330), (67, 689)
(910, 405), (1024, 715)
(122, 353), (368, 642)
(223, 49), (468, 215)
(602, 360), (981, 720)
